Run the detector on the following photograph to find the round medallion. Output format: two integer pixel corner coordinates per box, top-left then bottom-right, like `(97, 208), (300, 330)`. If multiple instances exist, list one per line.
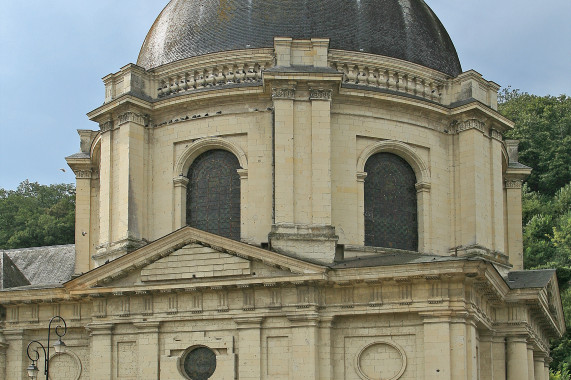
(355, 341), (407, 380)
(183, 347), (217, 380)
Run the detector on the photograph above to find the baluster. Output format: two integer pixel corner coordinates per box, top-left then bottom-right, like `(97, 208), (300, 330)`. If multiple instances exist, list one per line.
(222, 66), (230, 85)
(245, 64), (256, 82)
(357, 66), (367, 85)
(428, 82), (436, 101)
(187, 71), (196, 90)
(253, 63), (261, 82)
(396, 73), (404, 91)
(367, 68), (377, 87)
(377, 69), (387, 89)
(158, 80), (166, 97)
(346, 65), (358, 84)
(235, 64), (245, 83)
(387, 70), (397, 90)
(205, 67), (215, 87)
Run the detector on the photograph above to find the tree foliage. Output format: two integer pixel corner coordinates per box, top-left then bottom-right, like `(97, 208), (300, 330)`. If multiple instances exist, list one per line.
(500, 89), (571, 376)
(499, 89), (571, 195)
(0, 180), (75, 249)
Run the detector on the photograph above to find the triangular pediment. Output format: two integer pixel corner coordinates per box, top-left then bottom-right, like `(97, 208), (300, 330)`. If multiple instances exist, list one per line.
(65, 227), (326, 293)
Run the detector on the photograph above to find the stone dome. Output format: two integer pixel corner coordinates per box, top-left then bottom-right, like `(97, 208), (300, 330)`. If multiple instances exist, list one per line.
(137, 0), (462, 76)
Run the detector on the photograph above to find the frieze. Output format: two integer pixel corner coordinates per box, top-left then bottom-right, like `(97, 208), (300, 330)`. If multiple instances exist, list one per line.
(505, 179), (523, 189)
(99, 120), (113, 133)
(118, 111), (148, 126)
(272, 87), (295, 100)
(455, 119), (486, 134)
(309, 88), (332, 101)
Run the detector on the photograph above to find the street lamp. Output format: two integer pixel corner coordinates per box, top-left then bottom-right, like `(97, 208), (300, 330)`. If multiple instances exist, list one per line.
(26, 316), (67, 380)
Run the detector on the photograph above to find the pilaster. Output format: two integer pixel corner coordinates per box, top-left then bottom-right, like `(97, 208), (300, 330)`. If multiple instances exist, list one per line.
(87, 323), (114, 380)
(478, 332), (494, 380)
(4, 329), (26, 380)
(287, 313), (320, 380)
(421, 313), (451, 380)
(455, 119), (492, 250)
(318, 316), (334, 380)
(272, 86), (296, 223)
(235, 317), (263, 380)
(134, 322), (160, 380)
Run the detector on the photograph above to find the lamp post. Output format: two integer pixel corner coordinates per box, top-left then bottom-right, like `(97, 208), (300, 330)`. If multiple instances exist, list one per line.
(26, 316), (67, 380)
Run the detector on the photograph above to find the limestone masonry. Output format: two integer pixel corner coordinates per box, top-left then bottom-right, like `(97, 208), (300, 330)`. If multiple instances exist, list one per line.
(0, 0), (565, 379)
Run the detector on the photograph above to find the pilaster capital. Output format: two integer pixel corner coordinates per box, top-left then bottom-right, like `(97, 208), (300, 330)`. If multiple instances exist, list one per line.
(173, 176), (190, 188)
(133, 321), (161, 333)
(99, 120), (114, 133)
(491, 128), (503, 141)
(234, 317), (263, 329)
(272, 87), (296, 100)
(86, 323), (114, 336)
(309, 88), (332, 101)
(287, 312), (320, 327)
(118, 111), (148, 127)
(74, 169), (93, 179)
(504, 179), (523, 189)
(454, 118), (486, 134)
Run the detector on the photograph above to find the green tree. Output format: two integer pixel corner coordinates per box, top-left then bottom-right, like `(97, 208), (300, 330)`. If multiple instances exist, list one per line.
(499, 89), (571, 195)
(500, 90), (571, 377)
(0, 180), (75, 249)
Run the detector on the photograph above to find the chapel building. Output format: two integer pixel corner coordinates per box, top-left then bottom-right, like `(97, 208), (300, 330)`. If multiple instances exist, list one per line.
(0, 0), (566, 379)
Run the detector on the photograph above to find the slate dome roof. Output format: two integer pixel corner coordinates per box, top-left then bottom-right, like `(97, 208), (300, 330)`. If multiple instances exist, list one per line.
(137, 0), (462, 76)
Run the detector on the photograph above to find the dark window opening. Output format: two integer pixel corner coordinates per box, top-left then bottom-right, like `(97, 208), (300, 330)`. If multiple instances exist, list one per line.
(187, 150), (241, 240)
(364, 152), (417, 250)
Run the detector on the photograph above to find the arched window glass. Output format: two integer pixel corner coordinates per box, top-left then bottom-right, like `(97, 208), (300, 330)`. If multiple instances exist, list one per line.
(364, 153), (417, 250)
(187, 150), (241, 240)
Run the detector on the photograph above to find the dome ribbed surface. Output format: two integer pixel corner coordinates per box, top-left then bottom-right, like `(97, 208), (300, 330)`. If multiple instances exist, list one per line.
(137, 0), (461, 76)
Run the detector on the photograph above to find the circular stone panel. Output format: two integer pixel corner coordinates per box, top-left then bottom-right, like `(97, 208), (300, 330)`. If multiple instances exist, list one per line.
(356, 341), (407, 380)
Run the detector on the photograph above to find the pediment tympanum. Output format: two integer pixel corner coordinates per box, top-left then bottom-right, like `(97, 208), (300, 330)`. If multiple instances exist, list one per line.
(64, 227), (326, 294)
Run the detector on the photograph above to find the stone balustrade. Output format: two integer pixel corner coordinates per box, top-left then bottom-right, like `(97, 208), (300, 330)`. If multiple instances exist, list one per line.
(329, 50), (448, 103)
(100, 48), (499, 110)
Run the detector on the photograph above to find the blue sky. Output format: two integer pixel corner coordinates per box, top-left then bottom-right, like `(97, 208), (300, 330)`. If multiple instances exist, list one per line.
(1, 0), (569, 190)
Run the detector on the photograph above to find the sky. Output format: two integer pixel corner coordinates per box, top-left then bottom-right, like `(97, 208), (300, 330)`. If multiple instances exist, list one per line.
(0, 0), (569, 191)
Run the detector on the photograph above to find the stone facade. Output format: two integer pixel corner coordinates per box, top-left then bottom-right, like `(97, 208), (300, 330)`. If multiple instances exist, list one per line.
(0, 15), (566, 380)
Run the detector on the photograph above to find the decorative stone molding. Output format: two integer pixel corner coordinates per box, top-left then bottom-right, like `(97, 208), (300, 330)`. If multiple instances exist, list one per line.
(505, 179), (523, 189)
(356, 171), (368, 183)
(74, 170), (92, 179)
(355, 341), (407, 380)
(415, 181), (431, 193)
(175, 137), (248, 176)
(118, 111), (148, 126)
(173, 176), (190, 188)
(99, 120), (113, 133)
(272, 87), (296, 99)
(357, 140), (430, 184)
(455, 119), (486, 134)
(309, 88), (332, 100)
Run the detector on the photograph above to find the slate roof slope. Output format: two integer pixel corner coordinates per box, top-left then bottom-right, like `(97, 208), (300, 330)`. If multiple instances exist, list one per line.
(138, 0), (462, 76)
(1, 245), (75, 288)
(0, 253), (31, 289)
(331, 251), (464, 269)
(505, 269), (556, 289)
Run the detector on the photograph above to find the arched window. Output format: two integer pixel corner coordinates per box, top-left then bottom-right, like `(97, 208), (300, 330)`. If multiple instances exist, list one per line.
(187, 150), (241, 240)
(364, 153), (417, 250)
